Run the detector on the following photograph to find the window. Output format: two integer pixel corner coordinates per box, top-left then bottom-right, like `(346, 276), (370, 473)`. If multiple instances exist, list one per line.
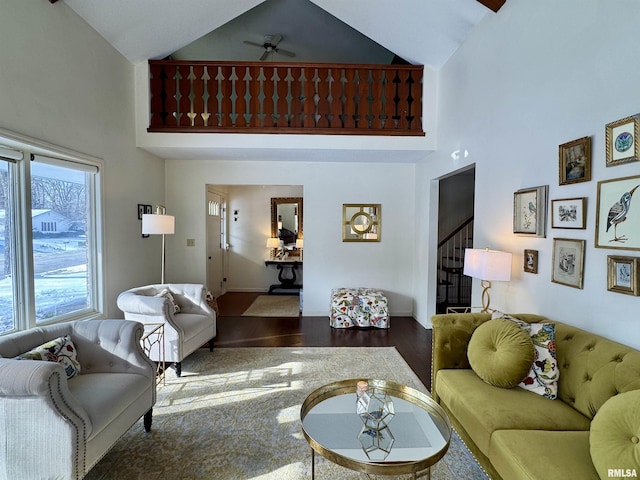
(0, 138), (102, 335)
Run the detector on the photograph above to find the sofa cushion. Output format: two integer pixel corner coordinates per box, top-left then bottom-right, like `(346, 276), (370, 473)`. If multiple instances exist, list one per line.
(16, 335), (81, 379)
(491, 430), (599, 480)
(436, 369), (591, 455)
(468, 318), (535, 388)
(156, 288), (181, 314)
(494, 311), (560, 399)
(590, 389), (640, 479)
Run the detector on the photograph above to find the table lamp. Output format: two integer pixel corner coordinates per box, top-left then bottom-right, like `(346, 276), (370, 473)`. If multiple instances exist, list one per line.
(463, 248), (512, 312)
(266, 237), (280, 260)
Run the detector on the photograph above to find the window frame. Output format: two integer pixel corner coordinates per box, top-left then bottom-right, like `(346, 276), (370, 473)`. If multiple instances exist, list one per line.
(0, 128), (104, 335)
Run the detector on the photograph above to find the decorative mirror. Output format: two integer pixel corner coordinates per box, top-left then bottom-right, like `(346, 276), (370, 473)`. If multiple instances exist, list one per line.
(271, 197), (303, 257)
(343, 204), (381, 242)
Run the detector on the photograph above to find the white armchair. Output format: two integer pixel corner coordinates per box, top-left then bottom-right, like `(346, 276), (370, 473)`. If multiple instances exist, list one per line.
(117, 283), (216, 376)
(0, 319), (155, 480)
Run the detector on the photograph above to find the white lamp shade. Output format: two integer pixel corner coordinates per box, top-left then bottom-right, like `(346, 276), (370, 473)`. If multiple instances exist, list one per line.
(266, 237), (280, 248)
(295, 239), (304, 249)
(463, 248), (512, 281)
(142, 214), (175, 235)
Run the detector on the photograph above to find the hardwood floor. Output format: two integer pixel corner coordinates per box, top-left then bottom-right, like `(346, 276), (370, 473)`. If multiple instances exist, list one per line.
(215, 292), (433, 391)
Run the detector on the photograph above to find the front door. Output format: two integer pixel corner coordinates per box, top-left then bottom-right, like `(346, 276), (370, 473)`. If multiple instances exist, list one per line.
(206, 188), (226, 298)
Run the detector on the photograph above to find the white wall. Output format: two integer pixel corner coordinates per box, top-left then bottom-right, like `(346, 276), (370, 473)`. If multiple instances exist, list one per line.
(415, 0), (640, 348)
(0, 2), (165, 316)
(165, 160), (416, 316)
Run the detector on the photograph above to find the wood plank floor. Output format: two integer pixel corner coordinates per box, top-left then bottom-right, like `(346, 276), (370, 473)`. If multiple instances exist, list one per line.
(215, 292), (433, 391)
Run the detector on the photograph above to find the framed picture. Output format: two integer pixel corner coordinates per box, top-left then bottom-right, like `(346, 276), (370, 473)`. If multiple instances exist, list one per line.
(524, 249), (538, 274)
(513, 185), (548, 237)
(137, 204), (146, 220)
(551, 238), (585, 289)
(559, 136), (591, 184)
(607, 256), (640, 296)
(606, 114), (640, 167)
(595, 175), (640, 250)
(551, 197), (586, 229)
(141, 204), (152, 238)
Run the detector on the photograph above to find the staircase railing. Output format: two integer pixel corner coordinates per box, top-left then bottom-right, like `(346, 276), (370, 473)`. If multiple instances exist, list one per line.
(148, 60), (424, 136)
(437, 216), (474, 312)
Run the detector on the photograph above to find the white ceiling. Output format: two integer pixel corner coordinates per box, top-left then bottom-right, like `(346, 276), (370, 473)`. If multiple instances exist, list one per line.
(60, 0), (493, 162)
(62, 0), (490, 69)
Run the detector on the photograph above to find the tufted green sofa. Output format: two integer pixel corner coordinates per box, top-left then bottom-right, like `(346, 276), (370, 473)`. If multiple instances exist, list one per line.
(431, 312), (640, 480)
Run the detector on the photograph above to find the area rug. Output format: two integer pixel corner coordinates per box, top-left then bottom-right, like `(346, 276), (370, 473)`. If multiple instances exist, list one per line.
(85, 347), (487, 480)
(242, 295), (300, 317)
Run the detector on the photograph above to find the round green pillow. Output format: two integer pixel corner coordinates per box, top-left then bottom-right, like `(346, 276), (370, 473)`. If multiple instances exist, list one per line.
(590, 389), (640, 479)
(467, 318), (535, 388)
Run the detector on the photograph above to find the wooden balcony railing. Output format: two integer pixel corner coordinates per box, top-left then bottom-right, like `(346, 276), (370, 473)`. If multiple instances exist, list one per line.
(148, 60), (424, 136)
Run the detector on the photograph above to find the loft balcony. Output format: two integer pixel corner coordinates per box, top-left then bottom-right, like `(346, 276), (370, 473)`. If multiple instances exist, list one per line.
(148, 60), (424, 137)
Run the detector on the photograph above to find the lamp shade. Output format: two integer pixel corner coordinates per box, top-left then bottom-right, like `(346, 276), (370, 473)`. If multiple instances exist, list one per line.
(142, 214), (175, 235)
(266, 237), (280, 248)
(463, 248), (512, 281)
(295, 239), (304, 249)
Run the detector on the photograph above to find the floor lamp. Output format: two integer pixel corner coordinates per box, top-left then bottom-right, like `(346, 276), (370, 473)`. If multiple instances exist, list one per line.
(463, 248), (512, 312)
(142, 206), (175, 284)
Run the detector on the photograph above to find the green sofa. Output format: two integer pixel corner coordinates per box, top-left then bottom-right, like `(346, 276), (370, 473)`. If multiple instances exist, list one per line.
(431, 312), (640, 480)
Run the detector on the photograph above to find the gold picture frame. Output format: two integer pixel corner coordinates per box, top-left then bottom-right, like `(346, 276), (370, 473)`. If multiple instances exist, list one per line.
(551, 238), (585, 289)
(342, 204), (381, 242)
(559, 136), (591, 185)
(513, 185), (547, 237)
(607, 255), (639, 296)
(524, 249), (538, 274)
(606, 114), (640, 167)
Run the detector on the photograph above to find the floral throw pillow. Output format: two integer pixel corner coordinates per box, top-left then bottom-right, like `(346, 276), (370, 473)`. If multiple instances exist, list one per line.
(16, 335), (81, 379)
(156, 288), (181, 314)
(492, 311), (559, 399)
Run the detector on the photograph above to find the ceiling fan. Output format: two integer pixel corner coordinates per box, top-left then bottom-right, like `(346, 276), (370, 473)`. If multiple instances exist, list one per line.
(243, 34), (296, 61)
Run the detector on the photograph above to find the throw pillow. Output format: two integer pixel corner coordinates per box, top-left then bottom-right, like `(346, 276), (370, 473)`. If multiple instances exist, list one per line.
(493, 311), (560, 399)
(467, 318), (535, 388)
(156, 288), (181, 314)
(590, 389), (640, 480)
(16, 335), (81, 379)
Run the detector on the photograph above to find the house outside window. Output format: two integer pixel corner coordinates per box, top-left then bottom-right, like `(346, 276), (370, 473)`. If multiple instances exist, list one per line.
(0, 139), (103, 335)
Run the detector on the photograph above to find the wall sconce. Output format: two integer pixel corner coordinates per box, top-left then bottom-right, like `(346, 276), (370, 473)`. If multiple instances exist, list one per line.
(266, 237), (280, 260)
(463, 248), (512, 312)
(451, 149), (469, 160)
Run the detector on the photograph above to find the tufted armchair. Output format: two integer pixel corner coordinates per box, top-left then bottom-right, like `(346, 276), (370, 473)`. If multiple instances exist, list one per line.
(0, 319), (156, 480)
(117, 283), (216, 376)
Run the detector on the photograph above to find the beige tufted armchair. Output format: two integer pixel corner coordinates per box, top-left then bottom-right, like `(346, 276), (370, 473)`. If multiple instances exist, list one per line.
(117, 283), (216, 376)
(0, 319), (156, 480)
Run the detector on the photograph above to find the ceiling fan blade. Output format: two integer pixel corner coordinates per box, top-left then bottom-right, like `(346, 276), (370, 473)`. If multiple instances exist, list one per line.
(260, 50), (270, 61)
(243, 40), (264, 48)
(271, 34), (283, 46)
(276, 48), (296, 58)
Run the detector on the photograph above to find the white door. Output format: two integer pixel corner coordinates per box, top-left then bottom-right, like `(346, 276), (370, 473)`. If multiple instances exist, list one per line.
(206, 189), (226, 298)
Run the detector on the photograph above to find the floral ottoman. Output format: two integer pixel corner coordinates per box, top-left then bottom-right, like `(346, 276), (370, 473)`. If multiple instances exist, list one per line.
(330, 288), (390, 328)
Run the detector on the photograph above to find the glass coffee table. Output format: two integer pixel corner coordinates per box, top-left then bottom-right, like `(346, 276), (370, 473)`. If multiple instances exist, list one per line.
(300, 379), (451, 479)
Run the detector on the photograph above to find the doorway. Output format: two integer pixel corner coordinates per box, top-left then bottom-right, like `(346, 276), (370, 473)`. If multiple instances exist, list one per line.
(436, 166), (475, 313)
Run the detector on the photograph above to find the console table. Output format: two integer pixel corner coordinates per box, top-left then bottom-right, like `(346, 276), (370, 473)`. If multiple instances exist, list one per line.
(265, 260), (302, 295)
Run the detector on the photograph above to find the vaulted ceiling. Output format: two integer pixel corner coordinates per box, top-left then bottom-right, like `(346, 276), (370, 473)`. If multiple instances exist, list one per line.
(57, 0), (506, 69)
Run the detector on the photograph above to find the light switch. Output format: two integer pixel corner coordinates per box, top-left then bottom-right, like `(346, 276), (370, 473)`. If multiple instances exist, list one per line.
(186, 238), (195, 247)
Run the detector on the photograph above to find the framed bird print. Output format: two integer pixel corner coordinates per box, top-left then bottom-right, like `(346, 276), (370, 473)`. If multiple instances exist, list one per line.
(607, 255), (640, 296)
(595, 175), (640, 250)
(605, 114), (640, 167)
(514, 185), (548, 237)
(551, 197), (587, 229)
